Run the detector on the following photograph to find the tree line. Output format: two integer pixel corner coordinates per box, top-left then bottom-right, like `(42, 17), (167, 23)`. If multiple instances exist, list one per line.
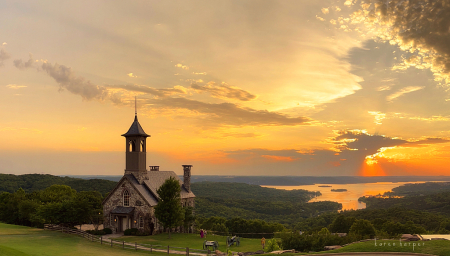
(0, 185), (103, 229)
(0, 173), (116, 195)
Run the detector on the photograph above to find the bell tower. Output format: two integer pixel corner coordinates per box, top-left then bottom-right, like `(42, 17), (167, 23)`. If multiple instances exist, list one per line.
(122, 101), (150, 184)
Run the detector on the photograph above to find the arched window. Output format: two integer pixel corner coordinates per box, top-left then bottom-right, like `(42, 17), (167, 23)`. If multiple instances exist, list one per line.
(140, 140), (145, 152)
(139, 215), (144, 228)
(123, 190), (130, 207)
(128, 140), (136, 152)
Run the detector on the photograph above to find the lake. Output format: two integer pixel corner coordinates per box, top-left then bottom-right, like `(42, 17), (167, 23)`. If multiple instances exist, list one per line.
(262, 182), (431, 210)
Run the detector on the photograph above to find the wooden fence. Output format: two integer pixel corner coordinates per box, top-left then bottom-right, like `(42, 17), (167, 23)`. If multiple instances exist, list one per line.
(44, 224), (210, 255)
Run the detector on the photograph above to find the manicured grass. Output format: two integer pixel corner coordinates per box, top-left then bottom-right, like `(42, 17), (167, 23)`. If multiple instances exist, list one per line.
(0, 223), (150, 256)
(307, 239), (450, 256)
(115, 233), (265, 253)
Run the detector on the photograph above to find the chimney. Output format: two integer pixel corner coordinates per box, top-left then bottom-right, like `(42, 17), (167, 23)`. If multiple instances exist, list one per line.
(182, 165), (192, 192)
(150, 166), (159, 171)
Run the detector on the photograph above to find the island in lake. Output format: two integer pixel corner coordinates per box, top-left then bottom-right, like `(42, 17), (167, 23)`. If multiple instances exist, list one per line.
(331, 189), (347, 192)
(318, 185), (332, 187)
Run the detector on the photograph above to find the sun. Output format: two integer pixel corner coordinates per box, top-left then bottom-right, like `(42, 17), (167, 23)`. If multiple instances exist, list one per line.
(360, 159), (386, 176)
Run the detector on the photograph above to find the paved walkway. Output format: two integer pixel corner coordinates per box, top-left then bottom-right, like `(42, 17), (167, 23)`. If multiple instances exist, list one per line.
(321, 253), (434, 256)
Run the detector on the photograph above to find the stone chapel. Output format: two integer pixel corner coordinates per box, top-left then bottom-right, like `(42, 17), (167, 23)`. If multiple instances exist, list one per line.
(102, 113), (195, 234)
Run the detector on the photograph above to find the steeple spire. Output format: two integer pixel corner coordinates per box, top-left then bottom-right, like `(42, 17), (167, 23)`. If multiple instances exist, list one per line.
(135, 96), (137, 116)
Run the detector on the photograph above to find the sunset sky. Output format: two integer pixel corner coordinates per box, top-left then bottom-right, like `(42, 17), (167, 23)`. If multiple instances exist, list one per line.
(1, 0), (450, 176)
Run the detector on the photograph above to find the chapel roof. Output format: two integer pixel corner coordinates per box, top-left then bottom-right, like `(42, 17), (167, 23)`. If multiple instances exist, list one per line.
(121, 115), (150, 137)
(124, 174), (159, 206)
(145, 171), (196, 200)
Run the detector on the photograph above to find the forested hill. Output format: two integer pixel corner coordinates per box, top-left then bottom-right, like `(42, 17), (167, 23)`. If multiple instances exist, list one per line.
(191, 181), (318, 202)
(0, 174), (117, 195)
(191, 181), (341, 226)
(359, 182), (450, 215)
(390, 182), (450, 196)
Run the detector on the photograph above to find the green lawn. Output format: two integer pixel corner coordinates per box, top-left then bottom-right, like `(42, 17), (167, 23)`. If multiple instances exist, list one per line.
(305, 239), (450, 256)
(114, 233), (265, 253)
(0, 223), (150, 256)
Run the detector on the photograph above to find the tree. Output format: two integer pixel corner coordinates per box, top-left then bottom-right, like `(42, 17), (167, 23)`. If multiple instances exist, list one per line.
(75, 191), (103, 230)
(349, 219), (376, 239)
(183, 206), (195, 233)
(154, 177), (184, 238)
(329, 215), (355, 233)
(318, 227), (330, 235)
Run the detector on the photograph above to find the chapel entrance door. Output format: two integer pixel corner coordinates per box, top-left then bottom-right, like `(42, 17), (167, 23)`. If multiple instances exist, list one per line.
(122, 216), (128, 231)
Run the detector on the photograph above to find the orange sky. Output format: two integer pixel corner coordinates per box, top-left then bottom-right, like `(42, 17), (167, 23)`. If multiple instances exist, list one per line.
(1, 0), (450, 176)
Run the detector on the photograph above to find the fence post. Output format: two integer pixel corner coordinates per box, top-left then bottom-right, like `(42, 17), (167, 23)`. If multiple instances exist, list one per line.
(135, 242), (137, 250)
(150, 244), (152, 253)
(208, 249), (210, 256)
(167, 245), (170, 254)
(186, 247), (189, 256)
(123, 241), (125, 249)
(101, 236), (102, 245)
(111, 239), (113, 247)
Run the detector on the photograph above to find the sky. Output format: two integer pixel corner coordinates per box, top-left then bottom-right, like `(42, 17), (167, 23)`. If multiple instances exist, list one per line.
(1, 0), (450, 176)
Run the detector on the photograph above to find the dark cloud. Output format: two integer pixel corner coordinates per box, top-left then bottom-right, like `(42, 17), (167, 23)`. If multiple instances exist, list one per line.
(107, 84), (186, 97)
(13, 54), (35, 69)
(146, 97), (310, 127)
(191, 82), (256, 101)
(332, 130), (407, 154)
(41, 62), (108, 101)
(223, 130), (450, 175)
(403, 137), (450, 147)
(351, 0), (450, 84)
(312, 40), (450, 131)
(0, 49), (11, 67)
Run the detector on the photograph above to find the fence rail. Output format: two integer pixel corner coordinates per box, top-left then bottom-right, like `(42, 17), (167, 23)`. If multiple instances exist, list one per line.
(43, 224), (210, 255)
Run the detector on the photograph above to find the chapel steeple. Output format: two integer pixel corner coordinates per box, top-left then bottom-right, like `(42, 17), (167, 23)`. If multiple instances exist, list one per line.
(122, 100), (150, 184)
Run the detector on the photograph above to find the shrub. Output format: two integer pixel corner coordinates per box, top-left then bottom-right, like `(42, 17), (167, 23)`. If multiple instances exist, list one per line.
(124, 228), (139, 236)
(265, 238), (282, 252)
(103, 228), (112, 234)
(86, 229), (106, 235)
(279, 232), (358, 252)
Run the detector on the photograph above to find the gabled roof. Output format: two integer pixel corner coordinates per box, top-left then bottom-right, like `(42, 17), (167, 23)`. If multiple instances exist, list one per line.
(102, 172), (195, 207)
(102, 174), (158, 206)
(122, 115), (150, 137)
(145, 171), (196, 200)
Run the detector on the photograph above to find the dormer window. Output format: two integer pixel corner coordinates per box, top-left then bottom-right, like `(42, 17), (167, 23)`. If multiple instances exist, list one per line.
(123, 190), (130, 206)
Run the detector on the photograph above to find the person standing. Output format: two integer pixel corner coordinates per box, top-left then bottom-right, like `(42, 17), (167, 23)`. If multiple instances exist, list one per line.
(261, 237), (266, 249)
(200, 229), (204, 238)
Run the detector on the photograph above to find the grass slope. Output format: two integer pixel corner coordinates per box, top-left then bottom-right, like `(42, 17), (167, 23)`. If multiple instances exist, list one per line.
(116, 233), (264, 253)
(0, 223), (147, 256)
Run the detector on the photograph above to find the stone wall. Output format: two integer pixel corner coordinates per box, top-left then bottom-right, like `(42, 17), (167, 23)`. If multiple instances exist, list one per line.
(103, 176), (196, 235)
(103, 178), (157, 234)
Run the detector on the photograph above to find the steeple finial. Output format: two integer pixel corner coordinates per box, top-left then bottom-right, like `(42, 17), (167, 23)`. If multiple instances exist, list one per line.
(135, 96), (137, 116)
